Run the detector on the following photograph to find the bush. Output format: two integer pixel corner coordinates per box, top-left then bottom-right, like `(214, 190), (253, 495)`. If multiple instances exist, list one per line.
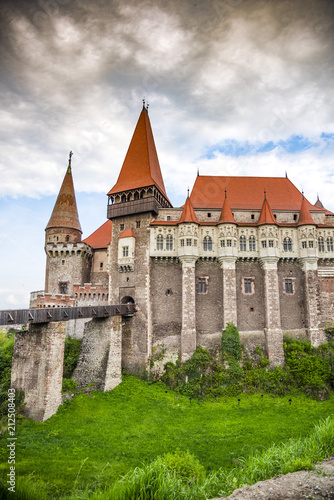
(62, 378), (78, 393)
(155, 450), (206, 484)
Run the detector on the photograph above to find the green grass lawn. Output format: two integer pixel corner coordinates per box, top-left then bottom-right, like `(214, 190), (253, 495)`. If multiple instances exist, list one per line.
(1, 374), (334, 498)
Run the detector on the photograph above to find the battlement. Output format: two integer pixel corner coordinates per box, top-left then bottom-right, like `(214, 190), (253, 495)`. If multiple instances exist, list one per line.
(45, 241), (93, 258)
(30, 292), (76, 308)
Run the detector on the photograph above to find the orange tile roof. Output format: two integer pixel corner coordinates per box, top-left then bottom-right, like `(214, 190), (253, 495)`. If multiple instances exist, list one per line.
(218, 194), (236, 224)
(178, 196), (199, 224)
(108, 108), (168, 199)
(46, 164), (82, 232)
(83, 220), (112, 249)
(190, 176), (324, 212)
(119, 228), (135, 238)
(297, 197), (315, 226)
(257, 197), (277, 226)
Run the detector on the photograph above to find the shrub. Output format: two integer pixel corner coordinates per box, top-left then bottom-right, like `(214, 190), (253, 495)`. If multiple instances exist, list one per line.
(62, 378), (78, 393)
(155, 450), (206, 484)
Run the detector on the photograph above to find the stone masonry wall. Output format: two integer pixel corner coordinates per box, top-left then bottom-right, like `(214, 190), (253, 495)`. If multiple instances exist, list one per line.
(236, 261), (265, 332)
(150, 259), (182, 351)
(278, 261), (306, 332)
(73, 316), (122, 390)
(109, 213), (152, 372)
(11, 322), (66, 422)
(196, 260), (224, 349)
(262, 262), (284, 366)
(46, 250), (92, 295)
(180, 258), (197, 360)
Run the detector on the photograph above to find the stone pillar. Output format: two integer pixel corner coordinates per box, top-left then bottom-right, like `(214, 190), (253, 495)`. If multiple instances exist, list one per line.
(104, 316), (122, 391)
(73, 316), (122, 390)
(11, 321), (66, 422)
(218, 257), (237, 326)
(300, 258), (324, 346)
(180, 256), (197, 361)
(260, 258), (284, 366)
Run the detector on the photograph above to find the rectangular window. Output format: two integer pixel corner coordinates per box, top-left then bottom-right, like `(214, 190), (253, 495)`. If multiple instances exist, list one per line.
(302, 241), (307, 249)
(244, 278), (252, 294)
(122, 246), (129, 257)
(221, 240), (225, 247)
(120, 223), (124, 231)
(62, 260), (65, 265)
(309, 241), (313, 248)
(285, 279), (293, 294)
(136, 221), (141, 228)
(193, 239), (197, 247)
(262, 240), (267, 248)
(186, 238), (192, 246)
(268, 240), (274, 248)
(166, 216), (171, 221)
(198, 278), (206, 294)
(226, 239), (232, 247)
(100, 262), (103, 269)
(180, 239), (184, 247)
(59, 282), (67, 294)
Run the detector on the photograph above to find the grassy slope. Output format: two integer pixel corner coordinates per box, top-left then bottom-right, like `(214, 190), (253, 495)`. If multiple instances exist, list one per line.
(0, 374), (334, 497)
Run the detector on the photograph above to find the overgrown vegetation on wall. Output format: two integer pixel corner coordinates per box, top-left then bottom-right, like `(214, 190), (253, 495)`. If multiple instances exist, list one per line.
(161, 324), (334, 399)
(0, 328), (25, 427)
(62, 336), (82, 393)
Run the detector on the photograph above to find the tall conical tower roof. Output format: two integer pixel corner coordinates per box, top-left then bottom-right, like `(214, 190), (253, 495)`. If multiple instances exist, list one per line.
(298, 196), (316, 226)
(257, 194), (277, 226)
(218, 191), (236, 224)
(108, 106), (168, 199)
(46, 152), (82, 233)
(178, 194), (199, 224)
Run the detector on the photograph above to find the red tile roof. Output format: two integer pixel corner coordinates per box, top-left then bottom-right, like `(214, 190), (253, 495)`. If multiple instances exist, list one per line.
(218, 194), (236, 224)
(119, 228), (135, 238)
(46, 164), (82, 232)
(108, 108), (168, 199)
(298, 197), (315, 226)
(178, 196), (199, 224)
(190, 176), (324, 212)
(257, 197), (277, 226)
(83, 220), (112, 249)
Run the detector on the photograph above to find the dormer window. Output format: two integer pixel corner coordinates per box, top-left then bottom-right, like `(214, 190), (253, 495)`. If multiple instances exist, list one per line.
(66, 235), (70, 242)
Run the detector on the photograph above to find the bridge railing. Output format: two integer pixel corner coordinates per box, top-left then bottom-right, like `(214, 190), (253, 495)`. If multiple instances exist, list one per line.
(0, 304), (136, 326)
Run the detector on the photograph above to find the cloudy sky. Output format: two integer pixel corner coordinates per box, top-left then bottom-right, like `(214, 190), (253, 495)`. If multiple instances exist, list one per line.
(0, 0), (334, 309)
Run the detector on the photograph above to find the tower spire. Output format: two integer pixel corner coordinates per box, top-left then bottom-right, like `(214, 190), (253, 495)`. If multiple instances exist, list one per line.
(46, 154), (82, 239)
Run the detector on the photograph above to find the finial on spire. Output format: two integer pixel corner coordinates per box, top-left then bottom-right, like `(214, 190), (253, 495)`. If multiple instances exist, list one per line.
(264, 189), (266, 200)
(187, 187), (190, 198)
(142, 97), (146, 109)
(225, 188), (227, 199)
(285, 170), (288, 178)
(302, 189), (304, 200)
(67, 150), (73, 173)
(146, 102), (149, 111)
(197, 167), (199, 177)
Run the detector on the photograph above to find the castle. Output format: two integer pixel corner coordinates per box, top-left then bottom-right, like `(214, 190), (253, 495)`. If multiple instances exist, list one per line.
(30, 105), (334, 371)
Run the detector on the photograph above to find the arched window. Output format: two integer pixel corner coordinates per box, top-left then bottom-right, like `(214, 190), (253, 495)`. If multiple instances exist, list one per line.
(318, 236), (325, 252)
(326, 236), (333, 252)
(239, 235), (246, 251)
(249, 236), (256, 251)
(283, 237), (292, 252)
(157, 234), (163, 250)
(203, 236), (212, 251)
(166, 234), (173, 250)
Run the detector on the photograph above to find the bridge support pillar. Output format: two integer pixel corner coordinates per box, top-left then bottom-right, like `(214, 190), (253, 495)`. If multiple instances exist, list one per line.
(11, 321), (66, 422)
(73, 316), (122, 391)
